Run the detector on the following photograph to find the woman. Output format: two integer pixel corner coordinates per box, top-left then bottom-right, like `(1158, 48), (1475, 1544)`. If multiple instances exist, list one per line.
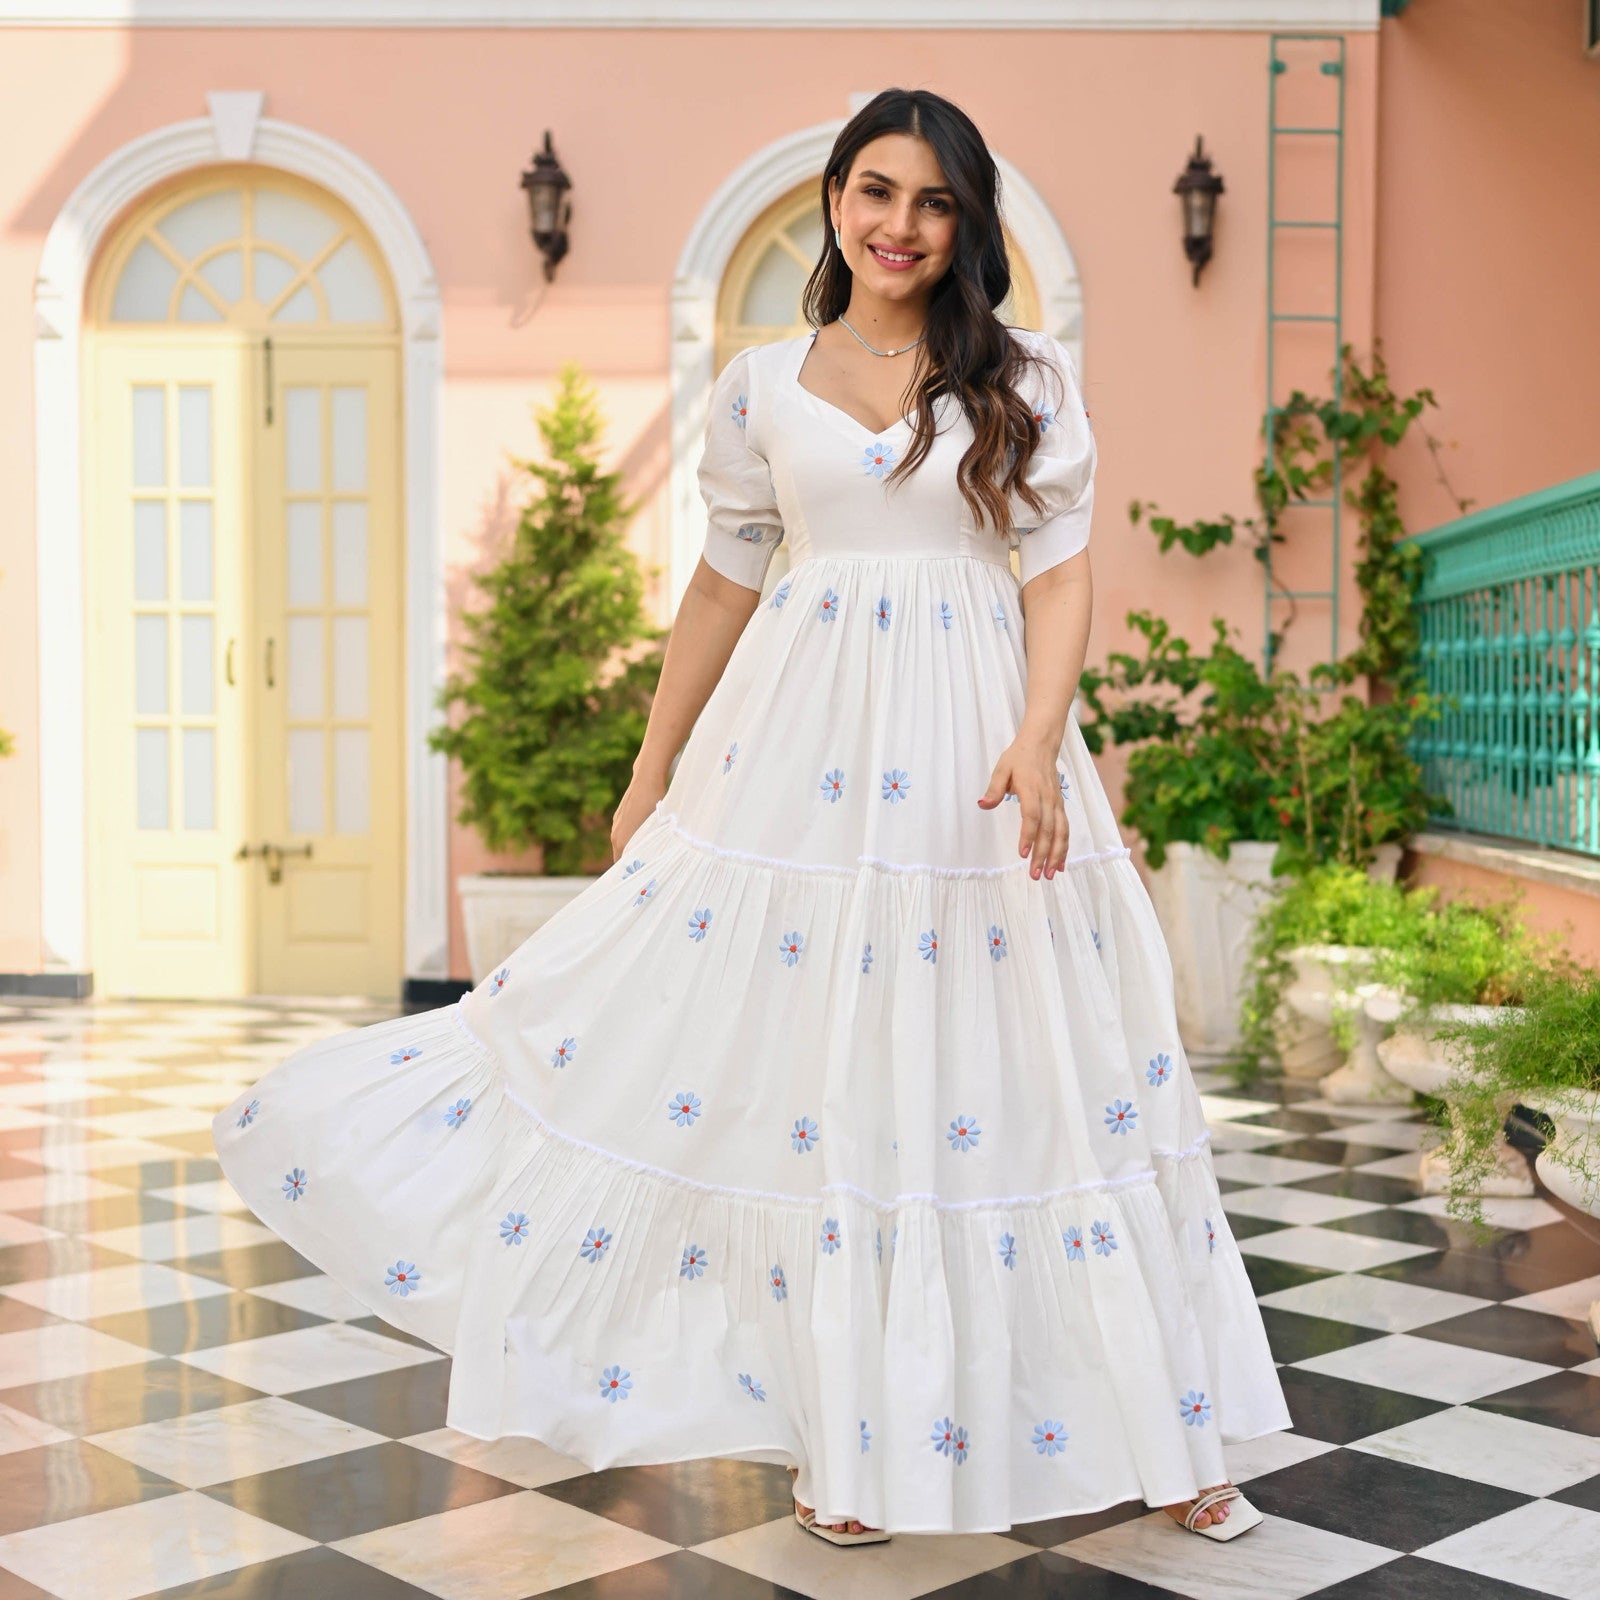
(214, 87), (1291, 1548)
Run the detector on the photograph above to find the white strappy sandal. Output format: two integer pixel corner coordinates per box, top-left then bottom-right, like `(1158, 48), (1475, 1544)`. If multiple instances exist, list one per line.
(789, 1466), (893, 1545)
(1171, 1483), (1264, 1541)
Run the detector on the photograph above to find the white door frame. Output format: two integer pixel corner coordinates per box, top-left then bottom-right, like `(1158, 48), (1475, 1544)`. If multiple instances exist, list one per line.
(668, 112), (1089, 611)
(33, 93), (450, 989)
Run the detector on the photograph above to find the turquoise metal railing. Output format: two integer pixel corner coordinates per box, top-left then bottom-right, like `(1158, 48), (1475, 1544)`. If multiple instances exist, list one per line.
(1407, 470), (1600, 854)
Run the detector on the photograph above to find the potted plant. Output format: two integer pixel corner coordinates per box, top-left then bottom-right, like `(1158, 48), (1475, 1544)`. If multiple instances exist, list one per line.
(430, 363), (665, 982)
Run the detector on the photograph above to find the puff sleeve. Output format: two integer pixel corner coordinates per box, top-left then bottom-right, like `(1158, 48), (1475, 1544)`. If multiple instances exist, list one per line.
(697, 344), (785, 592)
(1009, 332), (1097, 585)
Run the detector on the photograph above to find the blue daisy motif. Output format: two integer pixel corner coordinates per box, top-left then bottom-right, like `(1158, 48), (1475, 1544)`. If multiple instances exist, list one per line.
(738, 1372), (767, 1402)
(860, 1419), (871, 1453)
(882, 768), (911, 803)
(919, 928), (938, 963)
(947, 1113), (981, 1152)
(820, 1218), (843, 1255)
(722, 740), (739, 773)
(1048, 915), (1055, 944)
(389, 1046), (423, 1064)
(680, 1243), (707, 1279)
(987, 925), (1007, 962)
(1146, 1051), (1175, 1087)
(1004, 790), (1019, 803)
(993, 600), (1008, 629)
(1091, 927), (1100, 950)
(236, 1098), (260, 1129)
(735, 523), (766, 543)
(791, 1115), (820, 1154)
(769, 575), (791, 609)
(952, 1426), (971, 1464)
(818, 587), (841, 621)
(622, 859), (644, 875)
(939, 599), (954, 629)
(1062, 1226), (1086, 1261)
(875, 1227), (883, 1262)
(778, 930), (805, 967)
(488, 965), (509, 995)
(581, 1226), (613, 1263)
(1179, 1390), (1212, 1428)
(443, 1097), (472, 1129)
(998, 1231), (1017, 1271)
(668, 1091), (702, 1127)
(599, 1365), (632, 1402)
(385, 1260), (420, 1297)
(1034, 406), (1057, 433)
(1205, 1218), (1216, 1254)
(769, 1264), (787, 1301)
(820, 768), (845, 802)
(861, 941), (874, 974)
(1033, 1419), (1068, 1457)
(731, 393), (749, 429)
(1058, 769), (1071, 800)
(1104, 1099), (1138, 1135)
(687, 907), (712, 941)
(875, 596), (892, 630)
(931, 1417), (958, 1457)
(550, 1037), (578, 1068)
(501, 1212), (529, 1246)
(861, 439), (896, 477)
(631, 876), (657, 907)
(282, 1167), (307, 1201)
(1091, 1219), (1118, 1257)
(891, 1224), (899, 1259)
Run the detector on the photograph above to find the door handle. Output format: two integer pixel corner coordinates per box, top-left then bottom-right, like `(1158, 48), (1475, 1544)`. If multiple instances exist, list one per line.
(225, 637), (236, 686)
(236, 840), (313, 885)
(265, 637), (275, 688)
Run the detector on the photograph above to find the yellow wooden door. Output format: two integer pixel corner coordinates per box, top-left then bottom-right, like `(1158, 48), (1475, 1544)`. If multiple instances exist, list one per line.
(88, 341), (254, 998)
(250, 341), (404, 998)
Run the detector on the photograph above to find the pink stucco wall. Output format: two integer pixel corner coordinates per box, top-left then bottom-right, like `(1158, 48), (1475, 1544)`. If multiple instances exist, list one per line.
(2, 11), (1590, 989)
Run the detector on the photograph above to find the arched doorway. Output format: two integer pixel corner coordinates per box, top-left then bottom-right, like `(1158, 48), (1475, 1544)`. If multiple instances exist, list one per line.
(83, 166), (405, 999)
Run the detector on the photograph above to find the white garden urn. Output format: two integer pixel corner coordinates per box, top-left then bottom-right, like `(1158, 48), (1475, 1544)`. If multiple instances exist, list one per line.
(1283, 946), (1410, 1104)
(457, 872), (598, 986)
(1519, 1086), (1600, 1342)
(1365, 991), (1532, 1196)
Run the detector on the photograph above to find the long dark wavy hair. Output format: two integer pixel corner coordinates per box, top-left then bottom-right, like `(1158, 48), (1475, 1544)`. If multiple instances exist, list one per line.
(799, 88), (1062, 539)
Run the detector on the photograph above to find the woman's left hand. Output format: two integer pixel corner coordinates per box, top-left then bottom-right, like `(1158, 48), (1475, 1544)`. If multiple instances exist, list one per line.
(977, 739), (1067, 879)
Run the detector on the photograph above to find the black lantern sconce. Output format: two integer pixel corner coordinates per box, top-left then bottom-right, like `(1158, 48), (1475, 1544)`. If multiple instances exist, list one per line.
(521, 130), (572, 281)
(1172, 135), (1224, 288)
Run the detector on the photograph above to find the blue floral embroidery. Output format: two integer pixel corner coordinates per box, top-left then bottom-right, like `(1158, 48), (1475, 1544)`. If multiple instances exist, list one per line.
(687, 907), (712, 941)
(919, 928), (938, 963)
(1105, 1099), (1138, 1135)
(769, 1264), (787, 1301)
(994, 600), (1008, 629)
(987, 925), (1007, 962)
(1062, 1226), (1086, 1261)
(891, 1224), (899, 1259)
(385, 1260), (420, 1297)
(501, 1212), (529, 1245)
(735, 524), (765, 543)
(875, 596), (892, 630)
(622, 859), (644, 875)
(819, 587), (841, 621)
(791, 1115), (820, 1154)
(882, 768), (911, 803)
(947, 1114), (981, 1152)
(1179, 1390), (1212, 1427)
(875, 1227), (883, 1262)
(1058, 770), (1070, 801)
(769, 575), (791, 609)
(443, 1097), (472, 1129)
(998, 1231), (1017, 1270)
(551, 1037), (578, 1068)
(600, 1365), (632, 1402)
(820, 1218), (842, 1255)
(778, 930), (805, 966)
(1147, 1052), (1175, 1087)
(862, 440), (896, 478)
(389, 1046), (423, 1064)
(939, 600), (954, 629)
(722, 740), (739, 773)
(488, 965), (509, 995)
(680, 1243), (707, 1279)
(1034, 406), (1057, 433)
(861, 941), (874, 974)
(820, 768), (845, 802)
(580, 1226), (613, 1263)
(731, 393), (749, 429)
(738, 1372), (767, 1402)
(1091, 927), (1100, 950)
(931, 1417), (958, 1457)
(1033, 1419), (1068, 1456)
(631, 877), (657, 907)
(282, 1167), (307, 1201)
(860, 1419), (871, 1453)
(1048, 915), (1055, 944)
(1205, 1218), (1216, 1254)
(237, 1098), (260, 1129)
(1091, 1219), (1118, 1257)
(952, 1427), (971, 1464)
(668, 1091), (702, 1127)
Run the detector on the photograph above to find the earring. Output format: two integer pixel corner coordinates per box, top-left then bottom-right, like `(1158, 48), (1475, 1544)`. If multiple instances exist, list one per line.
(834, 225), (842, 249)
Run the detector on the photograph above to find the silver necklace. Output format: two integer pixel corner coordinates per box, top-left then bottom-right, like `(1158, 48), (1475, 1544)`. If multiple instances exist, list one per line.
(838, 314), (925, 358)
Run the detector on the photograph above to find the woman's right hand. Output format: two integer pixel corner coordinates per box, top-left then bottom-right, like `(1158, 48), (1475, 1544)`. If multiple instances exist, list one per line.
(611, 769), (669, 862)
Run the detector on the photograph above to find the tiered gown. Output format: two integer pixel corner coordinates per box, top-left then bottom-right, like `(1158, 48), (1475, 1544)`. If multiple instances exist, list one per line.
(213, 325), (1293, 1535)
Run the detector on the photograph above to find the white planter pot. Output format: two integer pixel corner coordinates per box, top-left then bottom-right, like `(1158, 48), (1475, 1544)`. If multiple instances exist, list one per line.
(1284, 946), (1410, 1104)
(1367, 993), (1532, 1196)
(1521, 1086), (1600, 1340)
(458, 872), (599, 986)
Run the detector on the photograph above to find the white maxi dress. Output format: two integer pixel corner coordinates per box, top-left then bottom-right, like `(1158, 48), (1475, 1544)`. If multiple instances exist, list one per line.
(213, 325), (1294, 1535)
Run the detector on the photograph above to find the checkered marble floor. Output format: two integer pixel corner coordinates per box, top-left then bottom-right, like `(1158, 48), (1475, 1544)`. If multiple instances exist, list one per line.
(0, 1000), (1598, 1600)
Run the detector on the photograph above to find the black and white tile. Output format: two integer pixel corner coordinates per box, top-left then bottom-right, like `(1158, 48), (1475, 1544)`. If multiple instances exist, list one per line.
(0, 999), (1597, 1600)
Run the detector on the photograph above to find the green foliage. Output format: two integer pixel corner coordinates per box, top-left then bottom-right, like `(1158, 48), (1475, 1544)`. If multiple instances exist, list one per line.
(428, 363), (665, 876)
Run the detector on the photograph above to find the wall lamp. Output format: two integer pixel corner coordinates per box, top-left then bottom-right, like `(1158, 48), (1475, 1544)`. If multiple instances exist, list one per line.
(521, 130), (572, 281)
(1173, 134), (1225, 287)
